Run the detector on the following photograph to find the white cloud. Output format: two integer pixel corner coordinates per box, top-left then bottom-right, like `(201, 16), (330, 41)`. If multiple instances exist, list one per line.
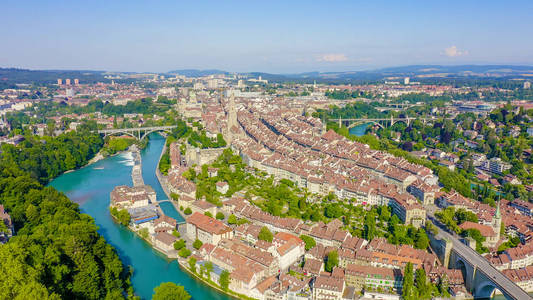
(317, 53), (348, 62)
(443, 46), (468, 57)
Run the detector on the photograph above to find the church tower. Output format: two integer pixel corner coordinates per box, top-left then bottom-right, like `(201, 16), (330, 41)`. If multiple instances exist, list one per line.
(226, 91), (237, 143)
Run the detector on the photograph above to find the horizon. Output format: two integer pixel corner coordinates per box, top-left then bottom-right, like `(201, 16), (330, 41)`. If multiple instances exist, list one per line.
(2, 0), (533, 73)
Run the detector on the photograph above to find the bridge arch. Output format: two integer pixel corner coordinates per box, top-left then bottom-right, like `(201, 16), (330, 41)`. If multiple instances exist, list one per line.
(475, 281), (502, 299)
(103, 130), (138, 139)
(139, 128), (173, 140)
(346, 120), (385, 130)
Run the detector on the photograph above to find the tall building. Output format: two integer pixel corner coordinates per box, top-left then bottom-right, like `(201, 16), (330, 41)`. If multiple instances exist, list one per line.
(226, 92), (238, 143)
(65, 79), (71, 85)
(57, 78), (63, 85)
(404, 77), (410, 85)
(524, 81), (531, 89)
(74, 78), (79, 85)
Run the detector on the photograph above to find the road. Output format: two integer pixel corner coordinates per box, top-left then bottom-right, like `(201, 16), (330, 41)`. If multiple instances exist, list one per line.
(428, 213), (532, 300)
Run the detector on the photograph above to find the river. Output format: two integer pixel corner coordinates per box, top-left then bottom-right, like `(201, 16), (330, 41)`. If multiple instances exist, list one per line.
(49, 133), (231, 300)
(349, 122), (372, 137)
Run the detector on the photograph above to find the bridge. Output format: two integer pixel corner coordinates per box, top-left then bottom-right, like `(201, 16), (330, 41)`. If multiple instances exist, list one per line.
(375, 103), (423, 112)
(428, 213), (532, 300)
(329, 115), (448, 129)
(97, 126), (177, 140)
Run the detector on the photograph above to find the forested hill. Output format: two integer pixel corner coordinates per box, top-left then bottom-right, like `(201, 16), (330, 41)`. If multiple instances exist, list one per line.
(0, 126), (134, 299)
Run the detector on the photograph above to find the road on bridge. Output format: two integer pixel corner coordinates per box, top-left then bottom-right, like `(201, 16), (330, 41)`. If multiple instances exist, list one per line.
(428, 212), (532, 300)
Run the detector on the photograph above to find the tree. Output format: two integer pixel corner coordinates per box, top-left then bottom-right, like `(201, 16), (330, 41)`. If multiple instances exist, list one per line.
(204, 261), (213, 280)
(188, 257), (197, 273)
(363, 212), (376, 241)
(215, 212), (225, 220)
(227, 214), (237, 225)
(193, 239), (203, 250)
(219, 270), (230, 291)
(415, 229), (430, 249)
(300, 235), (316, 251)
(178, 248), (191, 258)
(138, 228), (149, 239)
(174, 239), (186, 250)
(184, 207), (192, 215)
(172, 230), (181, 238)
(258, 226), (273, 242)
(379, 206), (391, 222)
(415, 268), (429, 299)
(204, 211), (213, 218)
(402, 262), (416, 300)
(325, 250), (339, 272)
(437, 274), (450, 297)
(152, 282), (191, 300)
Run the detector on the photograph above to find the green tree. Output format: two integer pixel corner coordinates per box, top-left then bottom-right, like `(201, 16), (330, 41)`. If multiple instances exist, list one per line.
(215, 212), (225, 220)
(300, 235), (316, 251)
(258, 226), (273, 242)
(227, 214), (237, 224)
(184, 207), (192, 215)
(325, 250), (339, 272)
(152, 282), (191, 300)
(138, 228), (149, 239)
(193, 239), (203, 250)
(188, 257), (197, 273)
(402, 262), (416, 300)
(204, 261), (213, 280)
(415, 229), (430, 249)
(415, 268), (429, 299)
(204, 211), (213, 218)
(219, 270), (231, 291)
(174, 239), (186, 250)
(178, 248), (191, 258)
(364, 212), (376, 241)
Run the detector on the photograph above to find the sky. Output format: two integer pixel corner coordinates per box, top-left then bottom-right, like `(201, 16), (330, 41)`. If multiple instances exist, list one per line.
(1, 0), (533, 73)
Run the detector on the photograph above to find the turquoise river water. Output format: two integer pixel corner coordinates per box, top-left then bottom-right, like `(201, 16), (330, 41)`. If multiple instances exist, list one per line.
(49, 134), (231, 300)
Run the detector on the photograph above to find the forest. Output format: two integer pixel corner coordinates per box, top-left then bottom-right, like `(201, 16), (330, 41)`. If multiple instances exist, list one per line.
(0, 126), (133, 299)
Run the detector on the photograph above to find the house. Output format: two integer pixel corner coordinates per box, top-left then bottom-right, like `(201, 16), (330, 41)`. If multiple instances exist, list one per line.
(153, 214), (177, 234)
(0, 205), (14, 243)
(186, 212), (233, 245)
(313, 274), (345, 300)
(345, 264), (403, 293)
(272, 232), (305, 270)
(216, 181), (229, 194)
(190, 200), (217, 216)
(459, 221), (499, 248)
(110, 185), (156, 209)
(154, 232), (178, 252)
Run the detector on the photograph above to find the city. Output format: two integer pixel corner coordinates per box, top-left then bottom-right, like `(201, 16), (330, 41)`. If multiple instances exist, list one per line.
(1, 1), (533, 300)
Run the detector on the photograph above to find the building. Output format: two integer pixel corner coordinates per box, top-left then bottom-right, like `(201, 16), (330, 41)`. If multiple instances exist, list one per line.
(186, 212), (233, 245)
(0, 205), (14, 243)
(74, 78), (80, 85)
(154, 232), (178, 252)
(272, 232), (305, 270)
(481, 157), (512, 174)
(110, 185), (156, 209)
(65, 79), (71, 85)
(345, 264), (403, 293)
(404, 77), (410, 85)
(525, 81), (531, 89)
(312, 274), (344, 300)
(57, 78), (63, 85)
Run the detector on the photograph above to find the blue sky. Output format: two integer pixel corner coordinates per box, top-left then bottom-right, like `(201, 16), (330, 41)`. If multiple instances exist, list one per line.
(1, 0), (532, 73)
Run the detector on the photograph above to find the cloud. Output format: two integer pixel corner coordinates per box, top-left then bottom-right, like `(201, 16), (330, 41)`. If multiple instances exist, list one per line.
(317, 53), (348, 62)
(443, 46), (468, 57)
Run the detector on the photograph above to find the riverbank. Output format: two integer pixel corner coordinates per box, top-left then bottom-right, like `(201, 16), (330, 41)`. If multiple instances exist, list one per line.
(154, 141), (188, 220)
(152, 140), (252, 300)
(50, 135), (232, 300)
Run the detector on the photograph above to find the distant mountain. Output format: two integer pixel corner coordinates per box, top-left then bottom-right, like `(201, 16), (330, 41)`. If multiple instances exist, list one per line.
(167, 69), (230, 77)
